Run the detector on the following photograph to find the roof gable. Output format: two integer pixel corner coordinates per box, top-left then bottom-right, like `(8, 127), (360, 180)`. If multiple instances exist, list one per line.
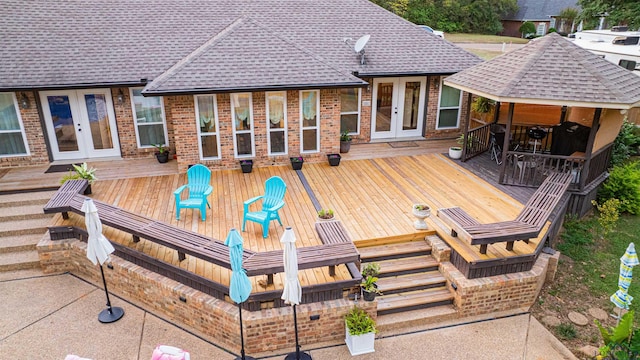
(143, 17), (367, 94)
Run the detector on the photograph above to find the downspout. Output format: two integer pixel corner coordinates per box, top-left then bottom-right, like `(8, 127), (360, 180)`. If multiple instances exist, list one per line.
(579, 108), (602, 190)
(498, 102), (515, 183)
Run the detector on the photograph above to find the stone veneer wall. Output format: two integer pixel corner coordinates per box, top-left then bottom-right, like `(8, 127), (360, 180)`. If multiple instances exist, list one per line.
(1, 91), (49, 167)
(37, 233), (377, 354)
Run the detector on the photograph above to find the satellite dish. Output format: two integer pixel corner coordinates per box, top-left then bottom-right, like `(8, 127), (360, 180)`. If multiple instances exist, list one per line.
(354, 35), (370, 53)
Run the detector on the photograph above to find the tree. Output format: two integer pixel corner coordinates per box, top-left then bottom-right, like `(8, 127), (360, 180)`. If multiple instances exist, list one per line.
(518, 21), (536, 38)
(558, 7), (579, 33)
(578, 0), (640, 30)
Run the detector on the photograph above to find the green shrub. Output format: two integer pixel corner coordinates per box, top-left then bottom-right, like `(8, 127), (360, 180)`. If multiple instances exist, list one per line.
(596, 310), (640, 359)
(599, 162), (640, 215)
(519, 21), (536, 37)
(591, 198), (622, 237)
(547, 27), (557, 33)
(611, 120), (640, 168)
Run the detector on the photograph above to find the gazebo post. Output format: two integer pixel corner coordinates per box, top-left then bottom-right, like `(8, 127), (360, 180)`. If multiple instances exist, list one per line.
(578, 108), (602, 190)
(498, 102), (515, 183)
(461, 92), (473, 160)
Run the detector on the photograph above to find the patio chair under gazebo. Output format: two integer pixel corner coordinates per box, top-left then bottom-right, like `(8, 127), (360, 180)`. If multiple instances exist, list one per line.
(444, 33), (640, 216)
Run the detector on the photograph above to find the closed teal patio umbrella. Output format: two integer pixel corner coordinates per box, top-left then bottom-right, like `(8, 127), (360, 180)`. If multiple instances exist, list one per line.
(611, 243), (640, 322)
(225, 228), (255, 360)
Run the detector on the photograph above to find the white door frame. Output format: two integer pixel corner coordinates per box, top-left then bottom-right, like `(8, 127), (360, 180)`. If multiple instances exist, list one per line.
(40, 89), (121, 161)
(371, 77), (426, 140)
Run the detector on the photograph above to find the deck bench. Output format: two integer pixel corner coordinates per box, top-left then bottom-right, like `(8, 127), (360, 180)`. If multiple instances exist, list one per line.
(44, 180), (360, 286)
(315, 220), (361, 270)
(437, 171), (572, 254)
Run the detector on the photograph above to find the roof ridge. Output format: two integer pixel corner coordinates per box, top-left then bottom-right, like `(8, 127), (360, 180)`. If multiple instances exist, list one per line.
(499, 37), (550, 97)
(145, 16), (249, 91)
(243, 17), (363, 81)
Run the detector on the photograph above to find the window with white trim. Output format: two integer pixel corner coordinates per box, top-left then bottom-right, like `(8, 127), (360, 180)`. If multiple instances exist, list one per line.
(436, 78), (462, 129)
(130, 88), (168, 148)
(300, 90), (319, 153)
(266, 91), (287, 155)
(340, 88), (361, 134)
(195, 95), (221, 160)
(0, 92), (29, 157)
(231, 93), (254, 158)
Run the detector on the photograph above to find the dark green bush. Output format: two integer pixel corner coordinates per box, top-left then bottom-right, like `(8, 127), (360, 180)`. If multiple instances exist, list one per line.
(611, 120), (640, 168)
(519, 21), (536, 36)
(598, 161), (640, 215)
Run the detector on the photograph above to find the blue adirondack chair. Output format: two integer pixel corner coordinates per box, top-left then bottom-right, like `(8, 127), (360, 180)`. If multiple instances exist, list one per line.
(242, 176), (287, 238)
(174, 164), (213, 221)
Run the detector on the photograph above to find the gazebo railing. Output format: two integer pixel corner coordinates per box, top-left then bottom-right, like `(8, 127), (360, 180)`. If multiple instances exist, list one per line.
(500, 151), (585, 188)
(462, 123), (492, 161)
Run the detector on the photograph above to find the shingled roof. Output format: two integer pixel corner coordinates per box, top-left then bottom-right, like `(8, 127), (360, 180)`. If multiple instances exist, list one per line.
(503, 0), (579, 21)
(0, 0), (481, 93)
(444, 33), (640, 109)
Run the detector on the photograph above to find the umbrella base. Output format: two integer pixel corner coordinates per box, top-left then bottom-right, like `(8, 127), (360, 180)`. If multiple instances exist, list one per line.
(99, 306), (124, 323)
(284, 352), (312, 360)
(234, 357), (257, 360)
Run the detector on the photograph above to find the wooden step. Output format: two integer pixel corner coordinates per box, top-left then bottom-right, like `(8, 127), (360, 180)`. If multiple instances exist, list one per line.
(0, 250), (41, 271)
(358, 241), (432, 262)
(376, 272), (446, 295)
(0, 267), (46, 281)
(376, 256), (438, 277)
(0, 218), (51, 237)
(0, 233), (43, 253)
(0, 204), (52, 222)
(354, 231), (434, 247)
(376, 287), (453, 316)
(376, 305), (458, 333)
(0, 191), (56, 208)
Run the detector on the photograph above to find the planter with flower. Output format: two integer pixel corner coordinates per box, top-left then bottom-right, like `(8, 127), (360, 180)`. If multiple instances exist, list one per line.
(345, 306), (377, 356)
(60, 162), (98, 195)
(340, 131), (352, 153)
(154, 144), (170, 163)
(412, 204), (431, 229)
(240, 159), (253, 173)
(290, 156), (304, 170)
(317, 209), (335, 221)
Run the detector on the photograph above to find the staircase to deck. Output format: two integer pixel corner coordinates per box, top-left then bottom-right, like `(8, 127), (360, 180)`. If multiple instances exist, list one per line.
(0, 191), (55, 275)
(356, 234), (458, 331)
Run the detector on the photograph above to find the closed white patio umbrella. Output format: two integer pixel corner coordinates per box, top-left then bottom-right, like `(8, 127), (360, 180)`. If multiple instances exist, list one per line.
(81, 198), (124, 323)
(281, 227), (311, 360)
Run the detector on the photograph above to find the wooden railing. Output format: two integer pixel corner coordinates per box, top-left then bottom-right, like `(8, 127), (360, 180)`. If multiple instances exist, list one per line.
(462, 123), (492, 161)
(583, 145), (613, 187)
(499, 152), (585, 188)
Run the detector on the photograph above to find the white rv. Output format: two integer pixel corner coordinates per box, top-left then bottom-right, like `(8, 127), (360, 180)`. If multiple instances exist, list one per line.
(572, 26), (640, 75)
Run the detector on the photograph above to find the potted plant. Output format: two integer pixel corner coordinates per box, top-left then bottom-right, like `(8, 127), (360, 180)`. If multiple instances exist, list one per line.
(345, 306), (377, 356)
(317, 208), (335, 221)
(471, 96), (495, 122)
(340, 131), (352, 154)
(290, 156), (304, 170)
(412, 204), (431, 230)
(327, 153), (341, 166)
(240, 159), (253, 173)
(154, 144), (170, 163)
(361, 262), (380, 279)
(361, 275), (382, 301)
(59, 162), (97, 195)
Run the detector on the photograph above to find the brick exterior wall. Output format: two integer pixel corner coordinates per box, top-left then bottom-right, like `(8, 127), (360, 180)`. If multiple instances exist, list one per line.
(3, 82), (466, 170)
(38, 233), (377, 354)
(0, 91), (49, 168)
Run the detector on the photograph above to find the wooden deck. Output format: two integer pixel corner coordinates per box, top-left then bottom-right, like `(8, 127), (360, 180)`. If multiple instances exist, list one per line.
(43, 153), (544, 289)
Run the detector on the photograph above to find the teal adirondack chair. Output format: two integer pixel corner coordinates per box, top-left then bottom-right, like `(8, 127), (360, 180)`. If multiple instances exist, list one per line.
(174, 164), (213, 221)
(242, 176), (287, 238)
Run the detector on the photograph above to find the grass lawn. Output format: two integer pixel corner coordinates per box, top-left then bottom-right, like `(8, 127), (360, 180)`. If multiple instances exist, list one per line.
(530, 212), (640, 356)
(446, 33), (529, 44)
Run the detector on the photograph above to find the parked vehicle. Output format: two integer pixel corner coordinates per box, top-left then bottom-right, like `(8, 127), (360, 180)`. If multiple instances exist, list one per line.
(418, 25), (444, 38)
(572, 27), (640, 76)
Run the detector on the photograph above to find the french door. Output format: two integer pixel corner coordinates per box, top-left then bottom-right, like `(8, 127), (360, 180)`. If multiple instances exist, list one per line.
(40, 89), (121, 160)
(371, 77), (426, 139)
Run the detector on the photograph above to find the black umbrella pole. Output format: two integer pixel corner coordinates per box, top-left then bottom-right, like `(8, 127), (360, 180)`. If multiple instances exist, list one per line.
(97, 262), (124, 323)
(236, 303), (256, 360)
(285, 304), (311, 360)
